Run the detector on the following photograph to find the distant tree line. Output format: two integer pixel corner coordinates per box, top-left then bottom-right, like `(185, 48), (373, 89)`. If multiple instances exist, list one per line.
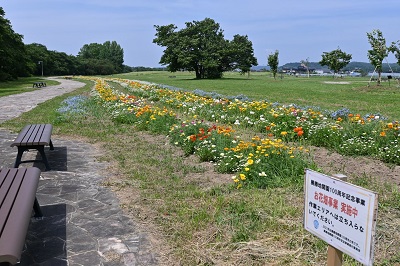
(278, 62), (400, 74)
(272, 29), (400, 84)
(0, 7), (130, 81)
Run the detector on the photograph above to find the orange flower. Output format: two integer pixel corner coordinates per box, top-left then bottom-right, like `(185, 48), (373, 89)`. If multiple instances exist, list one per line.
(265, 126), (271, 131)
(380, 131), (386, 137)
(293, 127), (303, 133)
(297, 130), (304, 137)
(189, 135), (197, 142)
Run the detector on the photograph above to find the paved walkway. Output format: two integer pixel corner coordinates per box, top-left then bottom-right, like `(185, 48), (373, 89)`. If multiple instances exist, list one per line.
(0, 78), (158, 265)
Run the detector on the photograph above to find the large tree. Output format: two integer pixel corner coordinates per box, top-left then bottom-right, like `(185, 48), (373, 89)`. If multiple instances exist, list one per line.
(367, 29), (390, 85)
(153, 18), (257, 79)
(319, 48), (352, 77)
(229, 34), (258, 76)
(0, 7), (29, 80)
(78, 41), (124, 74)
(267, 50), (279, 79)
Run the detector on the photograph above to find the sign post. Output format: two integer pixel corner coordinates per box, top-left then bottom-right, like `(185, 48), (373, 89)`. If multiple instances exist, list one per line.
(327, 245), (343, 266)
(304, 169), (378, 266)
(327, 174), (347, 266)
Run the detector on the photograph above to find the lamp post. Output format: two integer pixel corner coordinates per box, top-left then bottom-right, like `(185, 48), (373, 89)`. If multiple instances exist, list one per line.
(38, 61), (43, 77)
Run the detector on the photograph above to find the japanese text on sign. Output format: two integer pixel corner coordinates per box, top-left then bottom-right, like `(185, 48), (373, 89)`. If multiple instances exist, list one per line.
(304, 169), (378, 266)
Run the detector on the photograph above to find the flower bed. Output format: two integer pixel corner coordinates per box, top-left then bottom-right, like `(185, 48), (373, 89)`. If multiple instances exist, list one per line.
(68, 77), (400, 188)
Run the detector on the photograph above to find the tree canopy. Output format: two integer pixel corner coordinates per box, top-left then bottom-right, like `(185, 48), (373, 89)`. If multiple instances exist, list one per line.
(319, 48), (352, 77)
(267, 50), (279, 79)
(0, 7), (128, 79)
(153, 18), (257, 79)
(389, 41), (400, 66)
(0, 7), (29, 81)
(78, 41), (124, 73)
(367, 29), (390, 85)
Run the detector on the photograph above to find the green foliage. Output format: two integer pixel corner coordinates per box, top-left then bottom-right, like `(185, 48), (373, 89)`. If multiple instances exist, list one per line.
(267, 50), (279, 79)
(153, 18), (257, 79)
(229, 34), (258, 74)
(366, 29), (398, 85)
(78, 41), (124, 74)
(0, 7), (29, 81)
(389, 40), (400, 66)
(25, 43), (81, 76)
(1, 6), (127, 78)
(319, 47), (352, 76)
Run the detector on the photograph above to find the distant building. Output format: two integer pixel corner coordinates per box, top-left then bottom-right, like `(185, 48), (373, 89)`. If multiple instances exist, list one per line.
(282, 65), (315, 74)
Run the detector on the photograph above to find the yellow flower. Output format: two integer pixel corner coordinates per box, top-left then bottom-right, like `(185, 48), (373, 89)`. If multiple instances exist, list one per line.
(281, 131), (288, 136)
(247, 159), (254, 165)
(244, 167), (250, 171)
(239, 174), (246, 180)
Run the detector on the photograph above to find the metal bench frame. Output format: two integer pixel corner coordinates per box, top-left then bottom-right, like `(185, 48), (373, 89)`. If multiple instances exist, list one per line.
(11, 124), (54, 171)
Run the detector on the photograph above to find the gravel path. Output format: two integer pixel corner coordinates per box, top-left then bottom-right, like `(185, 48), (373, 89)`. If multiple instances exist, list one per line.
(0, 77), (85, 123)
(0, 78), (158, 266)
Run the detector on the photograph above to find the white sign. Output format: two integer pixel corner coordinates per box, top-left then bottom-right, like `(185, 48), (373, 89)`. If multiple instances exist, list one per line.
(304, 169), (378, 266)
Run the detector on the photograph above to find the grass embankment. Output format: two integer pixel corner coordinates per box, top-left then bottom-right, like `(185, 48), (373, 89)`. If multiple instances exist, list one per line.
(0, 75), (399, 265)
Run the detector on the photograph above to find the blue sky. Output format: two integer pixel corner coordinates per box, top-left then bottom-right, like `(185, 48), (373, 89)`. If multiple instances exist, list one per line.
(2, 0), (399, 67)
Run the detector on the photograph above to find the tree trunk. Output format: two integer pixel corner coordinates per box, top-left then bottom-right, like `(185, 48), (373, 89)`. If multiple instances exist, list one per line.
(377, 71), (382, 85)
(195, 65), (201, 79)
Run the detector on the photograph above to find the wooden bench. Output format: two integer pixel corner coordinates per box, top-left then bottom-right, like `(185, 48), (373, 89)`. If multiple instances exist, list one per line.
(0, 167), (42, 265)
(10, 124), (54, 171)
(32, 82), (46, 88)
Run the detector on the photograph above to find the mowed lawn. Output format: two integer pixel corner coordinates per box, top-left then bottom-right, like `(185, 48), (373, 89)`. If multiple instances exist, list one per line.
(115, 71), (400, 120)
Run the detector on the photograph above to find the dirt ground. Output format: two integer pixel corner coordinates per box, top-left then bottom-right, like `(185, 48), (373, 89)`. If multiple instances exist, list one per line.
(104, 132), (400, 264)
(311, 146), (400, 185)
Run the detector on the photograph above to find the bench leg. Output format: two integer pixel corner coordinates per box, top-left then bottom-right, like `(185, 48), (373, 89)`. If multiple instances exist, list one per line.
(14, 147), (25, 168)
(49, 139), (54, 150)
(37, 146), (51, 171)
(33, 197), (43, 218)
(14, 146), (51, 170)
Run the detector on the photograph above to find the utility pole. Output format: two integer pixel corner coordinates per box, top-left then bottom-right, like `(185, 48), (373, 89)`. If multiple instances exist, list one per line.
(38, 61), (43, 76)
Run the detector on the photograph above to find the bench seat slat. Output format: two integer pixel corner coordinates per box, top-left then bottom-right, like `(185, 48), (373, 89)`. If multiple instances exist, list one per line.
(10, 124), (54, 170)
(10, 124), (52, 147)
(0, 168), (41, 265)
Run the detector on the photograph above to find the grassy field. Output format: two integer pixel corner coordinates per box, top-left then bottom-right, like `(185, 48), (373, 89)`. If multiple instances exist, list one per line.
(0, 77), (59, 97)
(115, 71), (400, 120)
(1, 75), (399, 265)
